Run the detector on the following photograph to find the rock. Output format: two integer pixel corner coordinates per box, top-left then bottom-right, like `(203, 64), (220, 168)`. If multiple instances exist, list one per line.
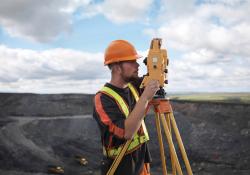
(0, 93), (250, 175)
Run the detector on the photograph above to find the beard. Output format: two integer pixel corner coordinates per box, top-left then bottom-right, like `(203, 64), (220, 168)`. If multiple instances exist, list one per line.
(119, 62), (139, 83)
(122, 75), (138, 83)
(120, 71), (139, 83)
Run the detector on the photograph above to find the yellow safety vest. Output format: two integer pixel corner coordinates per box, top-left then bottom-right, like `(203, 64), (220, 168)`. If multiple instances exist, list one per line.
(100, 83), (150, 158)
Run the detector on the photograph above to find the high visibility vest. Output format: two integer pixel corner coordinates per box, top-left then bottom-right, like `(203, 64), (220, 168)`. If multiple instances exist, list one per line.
(100, 83), (150, 158)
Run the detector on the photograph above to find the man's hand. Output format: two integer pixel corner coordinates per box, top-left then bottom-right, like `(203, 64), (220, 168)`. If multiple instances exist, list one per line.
(141, 80), (160, 101)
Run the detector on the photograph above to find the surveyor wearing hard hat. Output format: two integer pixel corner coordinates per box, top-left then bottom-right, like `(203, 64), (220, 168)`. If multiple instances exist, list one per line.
(93, 39), (159, 175)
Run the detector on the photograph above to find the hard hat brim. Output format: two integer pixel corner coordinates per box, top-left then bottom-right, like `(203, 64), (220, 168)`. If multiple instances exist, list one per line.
(104, 54), (142, 65)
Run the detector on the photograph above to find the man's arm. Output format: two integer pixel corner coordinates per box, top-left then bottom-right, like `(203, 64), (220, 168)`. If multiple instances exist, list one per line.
(124, 80), (159, 139)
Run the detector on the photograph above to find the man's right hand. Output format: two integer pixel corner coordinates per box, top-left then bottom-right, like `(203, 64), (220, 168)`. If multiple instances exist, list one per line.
(141, 80), (160, 101)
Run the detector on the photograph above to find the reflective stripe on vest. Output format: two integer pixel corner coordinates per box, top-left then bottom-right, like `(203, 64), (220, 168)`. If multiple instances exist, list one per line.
(100, 83), (149, 158)
(127, 83), (149, 141)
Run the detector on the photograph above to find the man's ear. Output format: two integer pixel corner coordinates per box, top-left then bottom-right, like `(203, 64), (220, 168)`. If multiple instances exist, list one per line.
(112, 63), (122, 73)
(110, 63), (119, 74)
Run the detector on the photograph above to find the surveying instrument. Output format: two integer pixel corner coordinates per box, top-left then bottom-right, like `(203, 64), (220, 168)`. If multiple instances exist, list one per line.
(107, 38), (193, 175)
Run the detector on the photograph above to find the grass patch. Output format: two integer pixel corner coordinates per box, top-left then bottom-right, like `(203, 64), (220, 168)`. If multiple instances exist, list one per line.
(169, 92), (250, 104)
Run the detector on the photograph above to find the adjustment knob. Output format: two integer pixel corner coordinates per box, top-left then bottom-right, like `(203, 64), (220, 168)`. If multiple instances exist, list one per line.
(143, 58), (147, 65)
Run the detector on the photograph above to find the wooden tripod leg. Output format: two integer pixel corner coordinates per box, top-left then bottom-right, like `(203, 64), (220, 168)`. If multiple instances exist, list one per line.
(106, 139), (132, 175)
(166, 113), (176, 175)
(160, 113), (183, 175)
(169, 113), (193, 175)
(155, 112), (168, 175)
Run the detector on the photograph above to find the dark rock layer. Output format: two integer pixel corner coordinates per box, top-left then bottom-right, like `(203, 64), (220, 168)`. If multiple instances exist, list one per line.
(0, 93), (249, 175)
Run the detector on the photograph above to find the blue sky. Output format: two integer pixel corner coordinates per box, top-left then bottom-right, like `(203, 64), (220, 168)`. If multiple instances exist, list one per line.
(0, 0), (249, 94)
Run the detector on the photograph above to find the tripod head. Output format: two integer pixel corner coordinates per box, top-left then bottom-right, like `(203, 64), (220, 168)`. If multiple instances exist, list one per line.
(140, 38), (169, 98)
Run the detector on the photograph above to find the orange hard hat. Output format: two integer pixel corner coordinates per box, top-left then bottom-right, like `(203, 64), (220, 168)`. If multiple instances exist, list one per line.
(104, 40), (141, 65)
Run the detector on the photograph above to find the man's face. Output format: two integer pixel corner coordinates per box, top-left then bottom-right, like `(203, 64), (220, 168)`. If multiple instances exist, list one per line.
(119, 60), (139, 83)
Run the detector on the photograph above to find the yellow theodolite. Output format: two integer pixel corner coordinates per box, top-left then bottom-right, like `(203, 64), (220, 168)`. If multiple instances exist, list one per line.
(140, 38), (169, 89)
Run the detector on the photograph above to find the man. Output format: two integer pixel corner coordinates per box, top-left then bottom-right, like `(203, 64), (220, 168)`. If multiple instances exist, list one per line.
(93, 40), (159, 175)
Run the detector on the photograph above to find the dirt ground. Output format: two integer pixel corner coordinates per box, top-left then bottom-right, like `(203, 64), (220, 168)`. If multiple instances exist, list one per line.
(0, 93), (250, 175)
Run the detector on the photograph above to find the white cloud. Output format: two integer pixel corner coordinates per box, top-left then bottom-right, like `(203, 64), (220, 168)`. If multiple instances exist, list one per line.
(168, 56), (250, 92)
(0, 45), (110, 93)
(0, 0), (73, 42)
(0, 0), (154, 42)
(101, 0), (153, 23)
(0, 0), (94, 43)
(159, 0), (196, 19)
(143, 0), (250, 92)
(182, 49), (218, 64)
(0, 78), (108, 94)
(79, 0), (153, 23)
(201, 0), (246, 6)
(152, 0), (250, 55)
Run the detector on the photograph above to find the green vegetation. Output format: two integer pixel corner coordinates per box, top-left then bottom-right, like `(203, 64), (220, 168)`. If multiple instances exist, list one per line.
(169, 92), (250, 104)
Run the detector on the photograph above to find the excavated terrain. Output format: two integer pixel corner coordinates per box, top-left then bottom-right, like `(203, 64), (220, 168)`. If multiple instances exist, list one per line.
(0, 93), (250, 175)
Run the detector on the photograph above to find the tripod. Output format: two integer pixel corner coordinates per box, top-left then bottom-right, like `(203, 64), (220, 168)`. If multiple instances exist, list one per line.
(107, 89), (193, 175)
(150, 90), (193, 175)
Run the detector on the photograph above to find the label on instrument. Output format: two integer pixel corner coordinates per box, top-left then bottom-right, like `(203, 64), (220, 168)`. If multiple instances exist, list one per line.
(152, 57), (158, 63)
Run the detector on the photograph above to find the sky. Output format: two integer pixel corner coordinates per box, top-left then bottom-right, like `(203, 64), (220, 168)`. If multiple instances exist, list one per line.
(0, 0), (249, 94)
